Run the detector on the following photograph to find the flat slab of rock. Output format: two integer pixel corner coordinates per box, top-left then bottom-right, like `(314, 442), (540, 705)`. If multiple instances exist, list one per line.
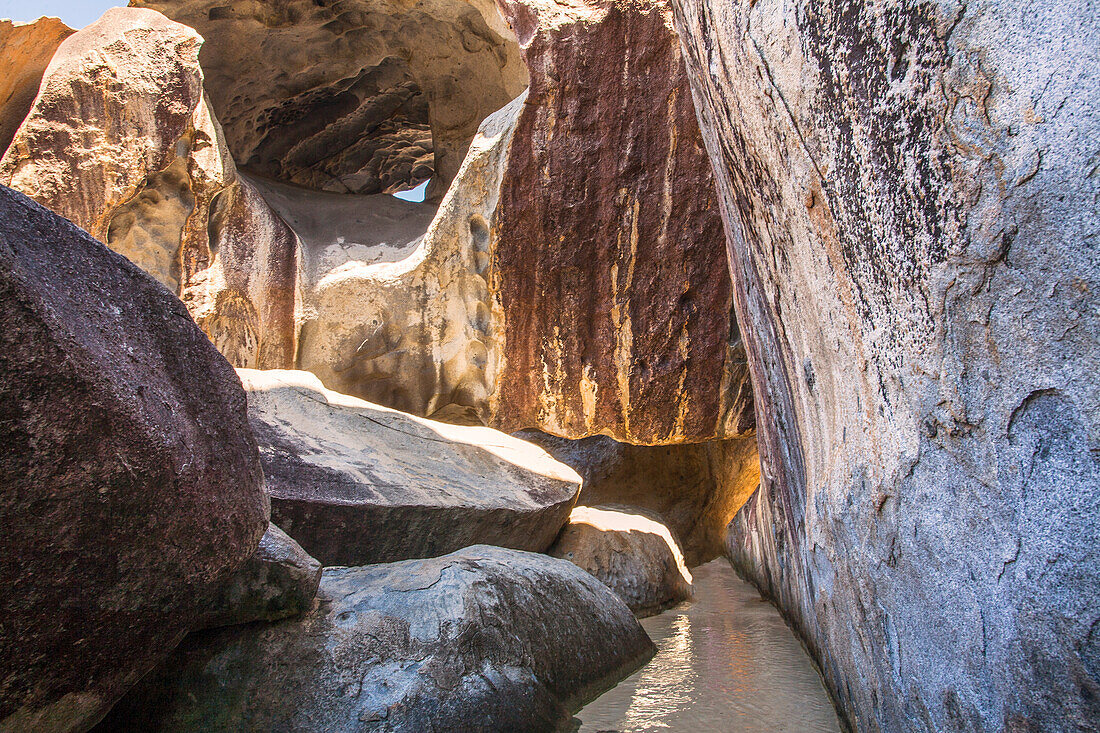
(0, 185), (267, 731)
(96, 545), (656, 732)
(550, 505), (694, 617)
(200, 523), (321, 630)
(239, 369), (582, 565)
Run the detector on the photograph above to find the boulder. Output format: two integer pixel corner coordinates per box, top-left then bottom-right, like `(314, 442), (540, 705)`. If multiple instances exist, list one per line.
(0, 8), (299, 369)
(131, 0), (528, 199)
(95, 546), (657, 732)
(519, 430), (760, 566)
(0, 17), (73, 155)
(0, 184), (267, 732)
(485, 0), (749, 444)
(672, 0), (1100, 729)
(549, 506), (694, 617)
(200, 523), (322, 630)
(240, 368), (582, 566)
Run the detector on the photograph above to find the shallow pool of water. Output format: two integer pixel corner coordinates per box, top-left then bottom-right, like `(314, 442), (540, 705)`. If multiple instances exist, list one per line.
(575, 558), (842, 733)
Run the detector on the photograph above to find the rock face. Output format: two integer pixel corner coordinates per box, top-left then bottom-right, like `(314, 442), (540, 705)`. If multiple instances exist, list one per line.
(0, 8), (299, 369)
(240, 368), (582, 566)
(672, 0), (1100, 729)
(131, 0), (528, 200)
(0, 185), (267, 732)
(200, 523), (322, 630)
(549, 505), (694, 617)
(0, 18), (73, 156)
(485, 0), (748, 445)
(250, 94), (521, 418)
(520, 430), (760, 566)
(96, 546), (657, 732)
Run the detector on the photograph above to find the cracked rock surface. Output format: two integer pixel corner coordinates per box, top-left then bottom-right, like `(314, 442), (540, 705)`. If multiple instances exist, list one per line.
(95, 545), (656, 733)
(240, 368), (581, 566)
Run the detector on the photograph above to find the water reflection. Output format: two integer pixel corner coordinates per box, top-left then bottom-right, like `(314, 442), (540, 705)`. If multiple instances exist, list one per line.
(576, 559), (841, 732)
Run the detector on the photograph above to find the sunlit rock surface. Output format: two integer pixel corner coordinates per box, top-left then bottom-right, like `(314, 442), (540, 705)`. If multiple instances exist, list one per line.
(97, 546), (656, 733)
(0, 185), (267, 733)
(130, 0), (528, 200)
(252, 93), (523, 418)
(550, 505), (694, 617)
(239, 368), (581, 566)
(520, 430), (760, 566)
(0, 8), (299, 369)
(672, 0), (1100, 729)
(0, 17), (73, 155)
(485, 0), (749, 445)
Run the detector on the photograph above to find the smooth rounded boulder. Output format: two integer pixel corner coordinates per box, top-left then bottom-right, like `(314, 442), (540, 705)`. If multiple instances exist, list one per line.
(0, 185), (268, 732)
(96, 545), (657, 732)
(239, 368), (582, 566)
(550, 505), (694, 616)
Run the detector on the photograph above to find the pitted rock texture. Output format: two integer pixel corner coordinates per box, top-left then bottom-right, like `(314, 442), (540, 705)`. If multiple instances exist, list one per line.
(200, 523), (322, 630)
(519, 429), (760, 566)
(256, 92), (524, 419)
(130, 0), (528, 200)
(96, 546), (656, 733)
(0, 8), (299, 369)
(549, 505), (694, 617)
(672, 0), (1100, 729)
(0, 17), (73, 156)
(240, 368), (581, 566)
(486, 0), (748, 445)
(0, 185), (267, 733)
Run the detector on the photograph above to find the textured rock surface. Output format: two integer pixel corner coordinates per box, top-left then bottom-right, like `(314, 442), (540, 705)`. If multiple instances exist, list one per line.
(672, 0), (1100, 729)
(131, 0), (527, 199)
(240, 368), (581, 566)
(97, 546), (656, 732)
(486, 0), (749, 445)
(0, 185), (267, 732)
(519, 430), (760, 566)
(0, 18), (73, 156)
(200, 523), (321, 630)
(0, 8), (299, 369)
(550, 505), (694, 617)
(258, 92), (523, 419)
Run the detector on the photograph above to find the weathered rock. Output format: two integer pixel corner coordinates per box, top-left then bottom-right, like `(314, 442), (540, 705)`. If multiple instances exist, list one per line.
(131, 0), (528, 200)
(96, 545), (656, 732)
(550, 505), (694, 617)
(672, 0), (1100, 729)
(265, 0), (754, 443)
(254, 90), (522, 420)
(200, 523), (321, 630)
(240, 368), (581, 566)
(519, 430), (760, 566)
(485, 0), (748, 444)
(0, 8), (299, 369)
(0, 185), (268, 732)
(0, 17), (73, 156)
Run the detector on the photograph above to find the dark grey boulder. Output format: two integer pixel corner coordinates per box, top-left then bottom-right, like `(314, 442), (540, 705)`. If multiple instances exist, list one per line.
(200, 523), (321, 630)
(96, 545), (656, 732)
(0, 184), (268, 732)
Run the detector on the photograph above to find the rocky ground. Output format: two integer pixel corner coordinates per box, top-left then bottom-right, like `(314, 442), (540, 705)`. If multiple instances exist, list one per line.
(0, 0), (1095, 731)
